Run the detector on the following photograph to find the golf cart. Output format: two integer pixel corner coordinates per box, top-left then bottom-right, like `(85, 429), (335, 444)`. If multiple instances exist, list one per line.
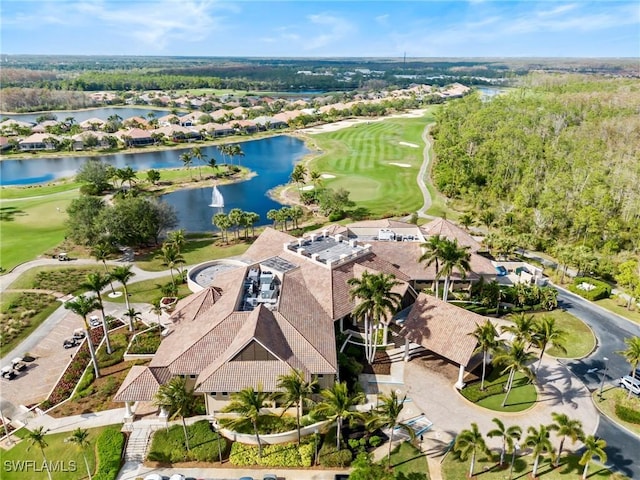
(1, 366), (17, 380)
(11, 357), (27, 372)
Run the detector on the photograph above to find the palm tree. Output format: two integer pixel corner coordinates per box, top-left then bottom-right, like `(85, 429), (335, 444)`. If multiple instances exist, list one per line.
(549, 412), (583, 467)
(524, 424), (554, 479)
(418, 234), (446, 298)
(273, 369), (318, 445)
(618, 336), (640, 398)
(579, 435), (607, 480)
(206, 157), (218, 177)
(222, 386), (269, 458)
(158, 242), (185, 288)
(506, 423), (523, 480)
(180, 151), (193, 180)
(116, 166), (137, 190)
(453, 422), (487, 478)
(438, 238), (471, 302)
(91, 242), (115, 293)
(348, 271), (402, 363)
(154, 377), (195, 451)
(66, 428), (92, 480)
(493, 340), (535, 407)
(26, 426), (52, 480)
(533, 316), (567, 372)
(64, 295), (101, 378)
(191, 146), (207, 180)
(502, 313), (536, 346)
(81, 272), (113, 355)
(110, 265), (135, 322)
(367, 390), (413, 467)
(313, 382), (365, 449)
(213, 213), (232, 244)
(246, 212), (260, 237)
(229, 143), (245, 166)
(124, 307), (142, 332)
(487, 418), (521, 467)
(290, 166), (306, 192)
(470, 319), (500, 391)
(310, 170), (322, 187)
(167, 229), (186, 254)
(228, 208), (244, 240)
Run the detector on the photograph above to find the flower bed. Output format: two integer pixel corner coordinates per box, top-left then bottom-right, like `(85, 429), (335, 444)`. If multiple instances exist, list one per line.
(39, 327), (104, 410)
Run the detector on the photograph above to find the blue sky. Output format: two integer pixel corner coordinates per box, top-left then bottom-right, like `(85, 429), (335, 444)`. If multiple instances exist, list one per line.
(1, 1), (638, 57)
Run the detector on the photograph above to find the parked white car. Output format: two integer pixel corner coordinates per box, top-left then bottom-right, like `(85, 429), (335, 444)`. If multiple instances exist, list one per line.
(618, 375), (640, 396)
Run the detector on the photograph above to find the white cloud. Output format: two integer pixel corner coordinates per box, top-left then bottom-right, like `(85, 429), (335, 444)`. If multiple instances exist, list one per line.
(304, 13), (355, 50)
(375, 14), (390, 26)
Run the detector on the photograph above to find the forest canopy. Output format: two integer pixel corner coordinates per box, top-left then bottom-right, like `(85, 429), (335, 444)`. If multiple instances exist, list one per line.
(432, 75), (640, 259)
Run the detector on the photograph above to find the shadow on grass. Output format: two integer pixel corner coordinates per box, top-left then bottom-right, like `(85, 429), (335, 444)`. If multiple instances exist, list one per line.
(0, 206), (26, 221)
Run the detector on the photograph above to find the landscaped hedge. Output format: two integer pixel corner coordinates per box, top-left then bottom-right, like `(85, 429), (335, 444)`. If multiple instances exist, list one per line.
(568, 277), (612, 301)
(147, 420), (229, 463)
(93, 426), (125, 480)
(127, 329), (162, 354)
(229, 440), (313, 467)
(615, 402), (640, 424)
(318, 427), (353, 467)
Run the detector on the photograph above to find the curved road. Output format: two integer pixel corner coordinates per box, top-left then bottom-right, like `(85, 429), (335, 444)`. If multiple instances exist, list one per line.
(556, 288), (640, 478)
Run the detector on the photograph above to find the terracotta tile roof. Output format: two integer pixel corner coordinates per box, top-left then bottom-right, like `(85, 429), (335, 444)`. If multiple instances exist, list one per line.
(420, 218), (482, 252)
(243, 228), (296, 262)
(399, 293), (482, 367)
(113, 366), (170, 402)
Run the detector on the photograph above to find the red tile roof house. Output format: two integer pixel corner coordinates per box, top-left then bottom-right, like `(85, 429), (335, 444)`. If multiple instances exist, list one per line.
(116, 128), (154, 147)
(114, 218), (494, 422)
(18, 133), (61, 151)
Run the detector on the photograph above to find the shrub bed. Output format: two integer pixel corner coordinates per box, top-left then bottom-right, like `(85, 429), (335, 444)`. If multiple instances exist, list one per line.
(128, 329), (162, 354)
(568, 277), (612, 301)
(615, 402), (640, 424)
(147, 420), (229, 463)
(219, 414), (297, 434)
(318, 427), (353, 467)
(229, 439), (314, 467)
(93, 426), (125, 480)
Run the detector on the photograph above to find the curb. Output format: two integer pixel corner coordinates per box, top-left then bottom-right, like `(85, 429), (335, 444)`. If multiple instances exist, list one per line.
(590, 389), (640, 440)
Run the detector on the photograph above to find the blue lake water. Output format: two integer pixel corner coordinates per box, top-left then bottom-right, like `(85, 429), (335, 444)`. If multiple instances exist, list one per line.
(0, 135), (309, 231)
(0, 107), (174, 124)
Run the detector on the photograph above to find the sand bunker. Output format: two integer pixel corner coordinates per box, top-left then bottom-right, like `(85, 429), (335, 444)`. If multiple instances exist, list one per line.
(301, 185), (315, 190)
(399, 141), (420, 148)
(389, 162), (412, 168)
(320, 174), (336, 179)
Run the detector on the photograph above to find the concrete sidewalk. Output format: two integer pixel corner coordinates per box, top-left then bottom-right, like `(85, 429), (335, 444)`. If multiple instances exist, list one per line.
(20, 408), (126, 434)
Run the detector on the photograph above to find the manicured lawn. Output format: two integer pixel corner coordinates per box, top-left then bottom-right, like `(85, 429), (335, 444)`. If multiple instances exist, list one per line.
(309, 112), (435, 218)
(593, 387), (640, 437)
(531, 309), (596, 358)
(0, 183), (81, 200)
(0, 292), (60, 357)
(442, 451), (619, 479)
(135, 238), (253, 271)
(2, 425), (116, 480)
(595, 297), (640, 326)
(8, 265), (104, 294)
(388, 441), (430, 478)
(461, 370), (537, 413)
(108, 275), (192, 304)
(148, 420), (229, 463)
(0, 191), (77, 272)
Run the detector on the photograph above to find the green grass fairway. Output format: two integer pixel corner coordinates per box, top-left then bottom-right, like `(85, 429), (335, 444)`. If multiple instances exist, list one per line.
(531, 309), (596, 358)
(309, 112), (434, 217)
(0, 183), (81, 200)
(0, 192), (77, 272)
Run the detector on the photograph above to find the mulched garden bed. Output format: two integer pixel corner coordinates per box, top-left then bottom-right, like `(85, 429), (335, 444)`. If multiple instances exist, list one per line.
(361, 350), (392, 375)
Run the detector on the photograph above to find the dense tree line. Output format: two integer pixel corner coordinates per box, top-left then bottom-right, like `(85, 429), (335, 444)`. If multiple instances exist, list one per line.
(432, 75), (640, 264)
(0, 87), (97, 112)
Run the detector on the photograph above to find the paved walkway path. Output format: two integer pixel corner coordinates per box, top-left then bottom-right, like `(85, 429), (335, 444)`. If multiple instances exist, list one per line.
(416, 123), (435, 219)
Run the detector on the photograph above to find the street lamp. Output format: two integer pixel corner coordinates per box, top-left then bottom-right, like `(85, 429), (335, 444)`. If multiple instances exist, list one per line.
(598, 357), (610, 399)
(509, 443), (520, 480)
(314, 428), (319, 466)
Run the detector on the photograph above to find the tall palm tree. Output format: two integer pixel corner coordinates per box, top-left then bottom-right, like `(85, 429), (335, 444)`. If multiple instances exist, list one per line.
(229, 143), (245, 166)
(502, 313), (536, 346)
(154, 377), (195, 451)
(81, 272), (113, 354)
(579, 435), (607, 480)
(533, 316), (567, 372)
(493, 340), (535, 407)
(348, 271), (402, 363)
(618, 336), (640, 398)
(213, 213), (232, 244)
(66, 428), (92, 480)
(222, 386), (269, 458)
(180, 151), (193, 180)
(487, 418), (521, 467)
(506, 423), (523, 480)
(110, 265), (135, 322)
(124, 307), (142, 332)
(91, 242), (115, 293)
(524, 424), (554, 479)
(367, 390), (413, 467)
(453, 422), (487, 478)
(167, 229), (186, 254)
(549, 412), (583, 467)
(418, 234), (446, 298)
(313, 382), (365, 449)
(158, 242), (185, 288)
(26, 426), (52, 480)
(470, 319), (500, 391)
(273, 369), (318, 445)
(438, 239), (471, 302)
(191, 146), (207, 180)
(64, 295), (101, 378)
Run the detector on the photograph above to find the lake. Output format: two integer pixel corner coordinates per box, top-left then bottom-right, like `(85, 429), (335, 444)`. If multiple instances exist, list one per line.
(0, 106), (174, 124)
(1, 135), (310, 231)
